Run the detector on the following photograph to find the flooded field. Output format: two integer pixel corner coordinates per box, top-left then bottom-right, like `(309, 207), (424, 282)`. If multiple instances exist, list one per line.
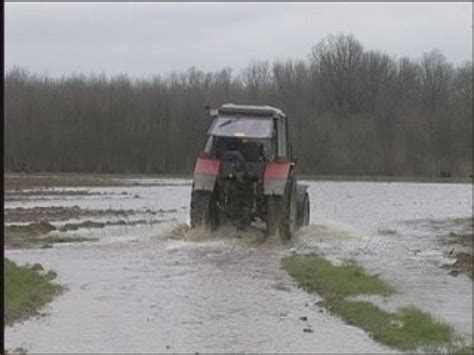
(4, 175), (472, 352)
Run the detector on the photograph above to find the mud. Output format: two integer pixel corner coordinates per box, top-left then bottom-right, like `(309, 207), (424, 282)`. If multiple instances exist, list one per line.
(5, 218), (169, 237)
(5, 221), (56, 238)
(5, 217), (175, 249)
(450, 252), (473, 279)
(59, 218), (171, 232)
(401, 217), (473, 279)
(5, 222), (96, 249)
(5, 206), (137, 223)
(5, 174), (191, 191)
(5, 174), (124, 191)
(4, 175), (473, 352)
(440, 231), (473, 279)
(444, 231), (473, 250)
(4, 189), (102, 200)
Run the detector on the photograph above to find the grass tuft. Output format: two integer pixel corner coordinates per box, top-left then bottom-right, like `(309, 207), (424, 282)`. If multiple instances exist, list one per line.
(5, 258), (63, 326)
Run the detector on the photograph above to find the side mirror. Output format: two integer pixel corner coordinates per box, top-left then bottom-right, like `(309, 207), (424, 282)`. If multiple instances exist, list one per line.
(290, 144), (298, 163)
(204, 105), (218, 118)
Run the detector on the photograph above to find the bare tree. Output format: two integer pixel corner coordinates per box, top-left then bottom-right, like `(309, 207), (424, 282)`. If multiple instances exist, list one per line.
(4, 34), (472, 178)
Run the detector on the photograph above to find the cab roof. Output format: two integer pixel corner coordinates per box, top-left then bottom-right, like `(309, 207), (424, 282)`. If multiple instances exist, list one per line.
(218, 103), (286, 118)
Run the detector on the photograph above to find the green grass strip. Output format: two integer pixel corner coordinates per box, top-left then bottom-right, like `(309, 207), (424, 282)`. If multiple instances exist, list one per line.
(282, 254), (456, 351)
(282, 254), (394, 298)
(5, 258), (63, 326)
(331, 300), (453, 350)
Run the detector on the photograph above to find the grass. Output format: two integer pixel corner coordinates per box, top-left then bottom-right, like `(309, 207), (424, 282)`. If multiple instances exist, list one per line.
(282, 254), (456, 351)
(331, 301), (453, 350)
(281, 254), (394, 298)
(5, 258), (63, 326)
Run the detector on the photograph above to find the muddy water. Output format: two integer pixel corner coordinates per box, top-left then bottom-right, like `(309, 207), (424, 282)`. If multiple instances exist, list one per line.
(5, 179), (472, 352)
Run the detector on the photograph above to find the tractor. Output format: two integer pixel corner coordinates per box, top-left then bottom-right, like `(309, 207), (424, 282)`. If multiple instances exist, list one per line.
(190, 103), (310, 241)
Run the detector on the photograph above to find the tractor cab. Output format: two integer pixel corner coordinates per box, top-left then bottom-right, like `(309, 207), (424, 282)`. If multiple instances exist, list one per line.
(205, 104), (291, 161)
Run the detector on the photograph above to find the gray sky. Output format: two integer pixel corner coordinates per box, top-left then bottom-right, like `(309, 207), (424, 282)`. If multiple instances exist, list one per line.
(5, 2), (472, 78)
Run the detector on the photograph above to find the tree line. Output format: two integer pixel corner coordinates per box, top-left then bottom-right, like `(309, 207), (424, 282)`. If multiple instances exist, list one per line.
(5, 34), (472, 177)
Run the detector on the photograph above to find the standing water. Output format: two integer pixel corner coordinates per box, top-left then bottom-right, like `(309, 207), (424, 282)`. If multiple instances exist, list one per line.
(5, 178), (472, 352)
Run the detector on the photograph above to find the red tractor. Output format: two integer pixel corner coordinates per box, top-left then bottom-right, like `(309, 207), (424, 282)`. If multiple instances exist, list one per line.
(190, 104), (310, 241)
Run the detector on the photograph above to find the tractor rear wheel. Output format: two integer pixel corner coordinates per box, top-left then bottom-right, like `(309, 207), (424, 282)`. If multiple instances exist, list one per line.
(190, 189), (219, 231)
(266, 177), (297, 242)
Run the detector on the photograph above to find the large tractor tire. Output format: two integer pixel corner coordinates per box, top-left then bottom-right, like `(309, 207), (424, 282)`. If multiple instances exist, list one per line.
(265, 176), (298, 242)
(190, 189), (219, 231)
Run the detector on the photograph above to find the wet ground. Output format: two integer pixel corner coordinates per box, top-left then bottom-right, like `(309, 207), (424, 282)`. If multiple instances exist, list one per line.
(4, 175), (472, 352)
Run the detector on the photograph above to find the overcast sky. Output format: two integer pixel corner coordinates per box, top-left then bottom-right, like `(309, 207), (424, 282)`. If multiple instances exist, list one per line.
(5, 2), (472, 78)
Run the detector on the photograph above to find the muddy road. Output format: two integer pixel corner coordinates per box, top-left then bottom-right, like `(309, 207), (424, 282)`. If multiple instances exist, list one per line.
(4, 176), (472, 352)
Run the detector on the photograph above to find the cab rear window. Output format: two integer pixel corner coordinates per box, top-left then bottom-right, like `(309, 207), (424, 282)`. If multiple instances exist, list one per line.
(207, 116), (273, 138)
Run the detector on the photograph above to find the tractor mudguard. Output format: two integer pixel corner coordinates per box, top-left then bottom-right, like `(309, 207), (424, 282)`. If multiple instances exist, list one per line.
(296, 184), (308, 201)
(263, 160), (294, 195)
(296, 183), (308, 214)
(296, 183), (310, 228)
(193, 156), (220, 191)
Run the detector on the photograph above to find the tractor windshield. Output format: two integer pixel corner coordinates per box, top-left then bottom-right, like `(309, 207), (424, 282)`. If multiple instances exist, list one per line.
(207, 116), (273, 139)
